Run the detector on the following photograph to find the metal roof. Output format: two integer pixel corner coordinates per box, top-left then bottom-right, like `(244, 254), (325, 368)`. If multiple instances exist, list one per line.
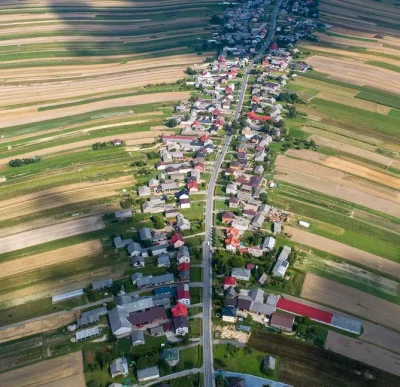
(75, 326), (100, 341)
(52, 288), (83, 302)
(92, 278), (113, 290)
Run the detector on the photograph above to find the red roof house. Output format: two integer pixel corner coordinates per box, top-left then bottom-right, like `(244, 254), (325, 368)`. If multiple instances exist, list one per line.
(270, 43), (278, 50)
(171, 302), (188, 317)
(225, 236), (240, 250)
(246, 263), (255, 270)
(226, 227), (239, 237)
(224, 276), (237, 289)
(247, 111), (271, 122)
(187, 181), (199, 192)
(221, 211), (234, 224)
(199, 134), (210, 143)
(193, 161), (205, 172)
(178, 262), (190, 272)
(171, 233), (184, 248)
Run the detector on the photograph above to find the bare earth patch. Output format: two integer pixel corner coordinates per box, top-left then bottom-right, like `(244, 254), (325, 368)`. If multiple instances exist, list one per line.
(325, 331), (400, 376)
(301, 273), (400, 331)
(0, 240), (102, 279)
(214, 325), (249, 343)
(285, 226), (400, 279)
(0, 351), (85, 386)
(0, 216), (104, 255)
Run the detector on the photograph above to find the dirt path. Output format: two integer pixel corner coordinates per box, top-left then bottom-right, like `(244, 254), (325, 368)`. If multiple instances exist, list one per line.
(275, 155), (400, 217)
(0, 351), (85, 387)
(325, 331), (400, 376)
(301, 273), (400, 331)
(285, 149), (400, 189)
(285, 226), (400, 279)
(0, 240), (102, 278)
(0, 176), (134, 221)
(0, 91), (190, 129)
(0, 216), (104, 255)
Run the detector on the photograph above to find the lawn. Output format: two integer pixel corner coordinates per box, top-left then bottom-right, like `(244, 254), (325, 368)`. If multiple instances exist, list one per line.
(180, 345), (203, 367)
(189, 287), (203, 304)
(190, 267), (203, 282)
(188, 318), (202, 337)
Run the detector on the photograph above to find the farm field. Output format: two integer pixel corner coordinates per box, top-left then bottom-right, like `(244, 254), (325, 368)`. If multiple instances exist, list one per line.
(301, 273), (400, 331)
(0, 351), (85, 386)
(0, 216), (104, 254)
(325, 331), (400, 377)
(248, 330), (400, 387)
(284, 226), (400, 278)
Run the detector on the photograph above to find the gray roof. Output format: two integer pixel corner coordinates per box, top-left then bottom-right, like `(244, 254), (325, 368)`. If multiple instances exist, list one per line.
(115, 209), (132, 219)
(249, 288), (264, 303)
(258, 273), (268, 285)
(52, 288), (83, 302)
(278, 245), (291, 261)
(108, 307), (131, 335)
(124, 297), (154, 313)
(231, 268), (251, 280)
(250, 302), (276, 316)
(75, 326), (100, 341)
(127, 242), (142, 255)
(110, 357), (128, 377)
(263, 356), (276, 370)
(251, 213), (265, 227)
(177, 245), (190, 259)
(77, 307), (107, 327)
(262, 236), (275, 250)
(139, 227), (152, 241)
(138, 186), (151, 196)
(92, 278), (113, 290)
(272, 259), (289, 277)
(131, 330), (145, 344)
(114, 236), (133, 248)
(157, 254), (171, 266)
(150, 273), (174, 285)
(131, 272), (143, 283)
(331, 314), (362, 334)
(137, 365), (160, 381)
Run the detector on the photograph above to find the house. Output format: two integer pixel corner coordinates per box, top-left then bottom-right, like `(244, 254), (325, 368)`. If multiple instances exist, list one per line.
(139, 227), (152, 241)
(226, 227), (239, 237)
(177, 245), (190, 263)
(114, 209), (132, 219)
(142, 244), (169, 257)
(138, 186), (151, 197)
(131, 256), (145, 268)
(178, 262), (190, 282)
(225, 286), (237, 299)
(225, 236), (240, 251)
(163, 348), (180, 367)
(229, 197), (240, 208)
(176, 283), (191, 305)
(165, 209), (179, 218)
(127, 242), (142, 257)
(254, 165), (264, 175)
(110, 358), (128, 378)
(171, 302), (188, 317)
(272, 259), (289, 277)
(224, 276), (237, 290)
(263, 356), (276, 372)
(262, 236), (276, 252)
(231, 268), (251, 281)
(136, 273), (174, 288)
(157, 254), (171, 268)
(231, 217), (250, 231)
(114, 236), (133, 249)
(270, 311), (294, 331)
(137, 366), (160, 382)
(171, 233), (185, 248)
(226, 183), (238, 195)
(131, 330), (145, 346)
(92, 278), (113, 291)
(273, 222), (282, 234)
(173, 315), (189, 335)
(179, 198), (191, 209)
(222, 306), (237, 323)
(251, 213), (265, 228)
(176, 214), (191, 231)
(176, 190), (190, 200)
(187, 181), (199, 192)
(258, 273), (268, 285)
(148, 178), (159, 189)
(221, 211), (234, 224)
(161, 182), (178, 192)
(131, 272), (143, 285)
(128, 307), (167, 327)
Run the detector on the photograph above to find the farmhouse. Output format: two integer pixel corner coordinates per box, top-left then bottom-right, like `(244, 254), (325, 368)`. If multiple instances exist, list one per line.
(270, 311), (294, 331)
(110, 358), (129, 378)
(231, 268), (251, 281)
(137, 366), (160, 382)
(92, 278), (113, 291)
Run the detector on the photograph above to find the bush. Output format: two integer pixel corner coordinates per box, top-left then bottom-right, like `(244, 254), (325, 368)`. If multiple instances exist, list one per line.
(9, 156), (41, 167)
(165, 118), (178, 128)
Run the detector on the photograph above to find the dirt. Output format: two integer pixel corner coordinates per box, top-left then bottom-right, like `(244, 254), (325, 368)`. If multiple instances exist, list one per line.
(0, 216), (104, 255)
(0, 351), (85, 386)
(325, 331), (400, 377)
(214, 325), (249, 343)
(0, 311), (79, 344)
(285, 149), (400, 189)
(0, 176), (134, 221)
(285, 226), (400, 279)
(275, 155), (400, 217)
(308, 135), (395, 167)
(0, 240), (102, 279)
(301, 273), (400, 331)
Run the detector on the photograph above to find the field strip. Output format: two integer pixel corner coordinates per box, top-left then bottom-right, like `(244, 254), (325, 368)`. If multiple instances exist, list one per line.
(0, 176), (134, 220)
(0, 216), (104, 255)
(301, 273), (400, 331)
(325, 331), (400, 376)
(284, 226), (400, 279)
(275, 156), (400, 217)
(0, 91), (191, 129)
(309, 135), (394, 166)
(0, 352), (85, 386)
(0, 240), (102, 279)
(285, 149), (400, 189)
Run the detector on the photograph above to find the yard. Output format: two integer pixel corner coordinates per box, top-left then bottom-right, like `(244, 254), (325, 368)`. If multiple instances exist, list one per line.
(189, 287), (203, 304)
(188, 319), (202, 338)
(190, 267), (203, 282)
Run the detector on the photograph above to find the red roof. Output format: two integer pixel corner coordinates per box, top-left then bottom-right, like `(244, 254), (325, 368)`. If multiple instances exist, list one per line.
(192, 120), (201, 127)
(247, 111), (271, 122)
(200, 134), (210, 142)
(171, 233), (184, 244)
(225, 236), (240, 248)
(271, 43), (278, 49)
(246, 263), (255, 270)
(224, 277), (237, 286)
(276, 298), (333, 324)
(226, 227), (239, 237)
(171, 302), (188, 317)
(178, 262), (190, 271)
(187, 181), (199, 190)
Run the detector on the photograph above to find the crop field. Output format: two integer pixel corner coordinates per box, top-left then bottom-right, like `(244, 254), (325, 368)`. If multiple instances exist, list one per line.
(301, 273), (400, 331)
(248, 330), (400, 387)
(0, 351), (85, 386)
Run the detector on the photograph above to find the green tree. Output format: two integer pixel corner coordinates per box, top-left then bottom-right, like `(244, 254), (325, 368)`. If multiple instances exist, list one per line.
(166, 118), (178, 128)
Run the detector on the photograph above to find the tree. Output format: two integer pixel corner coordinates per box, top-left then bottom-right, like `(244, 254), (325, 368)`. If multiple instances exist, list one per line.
(210, 15), (224, 25)
(297, 323), (307, 336)
(185, 67), (196, 75)
(152, 215), (165, 229)
(166, 118), (178, 128)
(229, 254), (245, 268)
(182, 334), (190, 345)
(259, 192), (268, 204)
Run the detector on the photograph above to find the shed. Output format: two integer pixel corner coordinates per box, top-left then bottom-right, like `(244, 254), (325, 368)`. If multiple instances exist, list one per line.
(92, 278), (113, 291)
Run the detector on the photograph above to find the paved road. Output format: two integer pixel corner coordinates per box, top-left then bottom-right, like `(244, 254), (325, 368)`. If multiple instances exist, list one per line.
(143, 367), (202, 387)
(201, 2), (283, 386)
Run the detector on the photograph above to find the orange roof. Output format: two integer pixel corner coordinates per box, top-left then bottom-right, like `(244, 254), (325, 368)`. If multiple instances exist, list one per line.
(226, 227), (239, 237)
(225, 236), (240, 247)
(171, 302), (188, 317)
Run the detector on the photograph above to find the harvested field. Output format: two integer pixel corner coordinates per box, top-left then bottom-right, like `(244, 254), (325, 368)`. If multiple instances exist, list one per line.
(301, 273), (400, 331)
(285, 226), (400, 279)
(0, 240), (102, 278)
(309, 135), (395, 167)
(0, 176), (134, 221)
(248, 329), (400, 387)
(0, 91), (190, 129)
(0, 311), (79, 344)
(275, 155), (400, 217)
(325, 331), (400, 377)
(285, 149), (400, 189)
(0, 216), (104, 255)
(306, 56), (400, 94)
(0, 351), (85, 386)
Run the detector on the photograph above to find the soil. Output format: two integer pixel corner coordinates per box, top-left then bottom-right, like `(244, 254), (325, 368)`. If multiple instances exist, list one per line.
(214, 325), (250, 343)
(285, 225), (400, 279)
(325, 331), (400, 377)
(0, 216), (104, 255)
(0, 351), (85, 386)
(301, 273), (400, 331)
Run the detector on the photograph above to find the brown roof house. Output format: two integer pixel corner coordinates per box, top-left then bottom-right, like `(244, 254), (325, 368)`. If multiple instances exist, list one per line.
(270, 311), (294, 331)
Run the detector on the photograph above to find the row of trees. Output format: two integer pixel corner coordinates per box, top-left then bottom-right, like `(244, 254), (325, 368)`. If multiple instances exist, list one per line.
(9, 156), (40, 167)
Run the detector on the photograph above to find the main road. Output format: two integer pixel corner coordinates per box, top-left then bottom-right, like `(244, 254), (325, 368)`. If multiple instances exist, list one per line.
(202, 1), (283, 385)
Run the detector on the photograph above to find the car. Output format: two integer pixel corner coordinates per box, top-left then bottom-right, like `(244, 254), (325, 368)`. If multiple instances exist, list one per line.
(262, 317), (269, 323)
(238, 317), (244, 322)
